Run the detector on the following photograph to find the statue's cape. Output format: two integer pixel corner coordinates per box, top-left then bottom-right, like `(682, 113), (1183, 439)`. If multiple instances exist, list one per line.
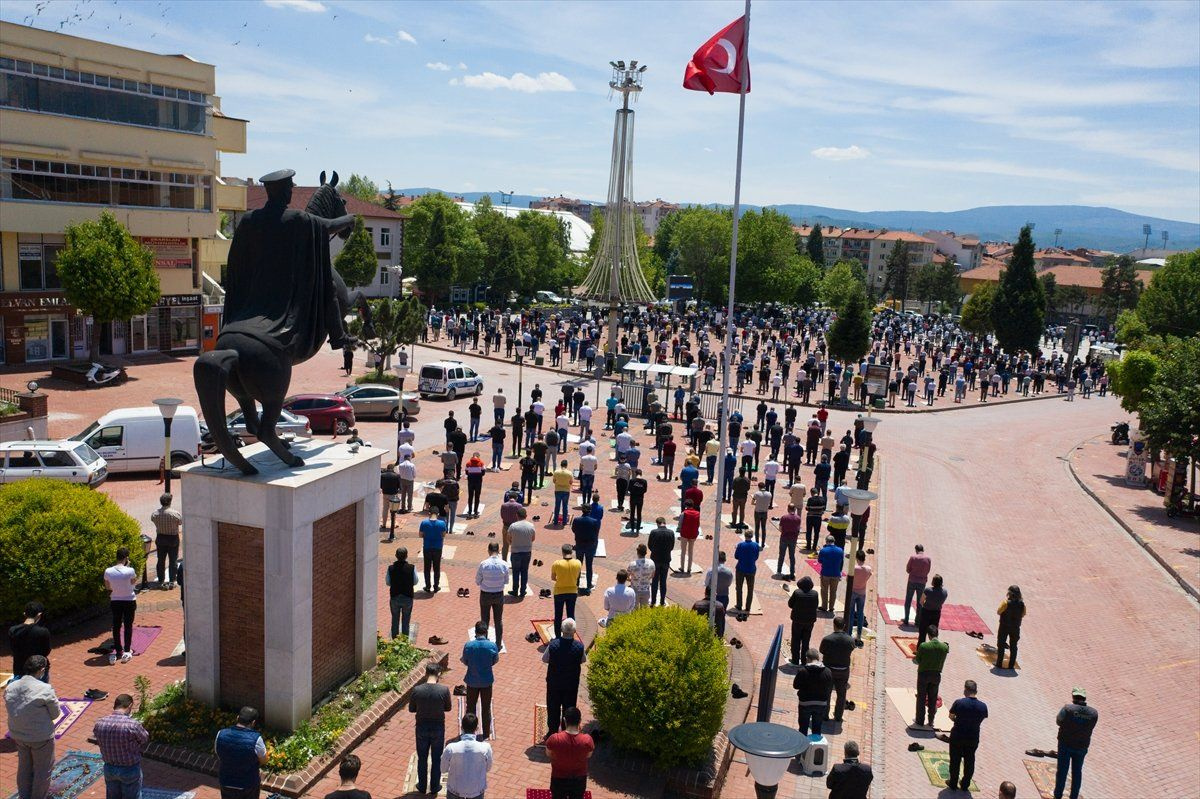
(218, 204), (334, 362)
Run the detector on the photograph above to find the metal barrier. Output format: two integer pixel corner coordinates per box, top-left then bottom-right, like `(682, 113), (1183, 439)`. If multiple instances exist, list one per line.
(617, 381), (743, 421)
(0, 387), (20, 405)
(756, 624), (784, 723)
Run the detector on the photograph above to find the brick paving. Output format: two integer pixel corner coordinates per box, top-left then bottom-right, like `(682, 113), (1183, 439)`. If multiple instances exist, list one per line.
(4, 347), (1197, 799)
(1070, 434), (1199, 599)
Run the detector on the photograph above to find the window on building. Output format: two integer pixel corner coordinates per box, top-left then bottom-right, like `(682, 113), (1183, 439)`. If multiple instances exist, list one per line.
(380, 266), (389, 285)
(17, 238), (64, 291)
(0, 57), (208, 134)
(1, 158), (211, 211)
(380, 227), (391, 247)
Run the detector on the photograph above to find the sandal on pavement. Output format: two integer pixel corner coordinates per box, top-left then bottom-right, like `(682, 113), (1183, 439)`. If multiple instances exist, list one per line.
(908, 743), (924, 752)
(429, 636), (449, 646)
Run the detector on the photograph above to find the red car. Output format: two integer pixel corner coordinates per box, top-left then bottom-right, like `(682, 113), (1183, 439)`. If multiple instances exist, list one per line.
(282, 394), (356, 435)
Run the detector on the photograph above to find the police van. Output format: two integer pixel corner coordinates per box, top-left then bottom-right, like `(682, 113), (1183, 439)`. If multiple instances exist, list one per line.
(417, 360), (484, 400)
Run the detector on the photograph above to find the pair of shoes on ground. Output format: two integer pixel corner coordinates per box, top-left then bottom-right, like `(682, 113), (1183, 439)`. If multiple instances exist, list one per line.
(107, 652), (132, 665)
(729, 637), (744, 649)
(456, 588), (471, 597)
(428, 635), (449, 646)
(731, 683), (749, 699)
(525, 632), (541, 643)
(539, 589), (552, 598)
(533, 558), (544, 566)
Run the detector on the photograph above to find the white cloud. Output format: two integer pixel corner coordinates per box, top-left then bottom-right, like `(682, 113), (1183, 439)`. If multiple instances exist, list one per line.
(397, 30), (417, 45)
(363, 34), (391, 46)
(262, 0), (326, 11)
(457, 62), (468, 70)
(453, 71), (575, 93)
(426, 62), (451, 71)
(811, 145), (871, 161)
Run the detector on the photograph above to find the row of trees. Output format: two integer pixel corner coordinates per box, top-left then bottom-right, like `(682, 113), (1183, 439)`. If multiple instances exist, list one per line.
(1105, 250), (1200, 466)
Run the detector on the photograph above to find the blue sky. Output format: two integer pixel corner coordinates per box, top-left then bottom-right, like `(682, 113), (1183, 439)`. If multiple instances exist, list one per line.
(5, 0), (1199, 222)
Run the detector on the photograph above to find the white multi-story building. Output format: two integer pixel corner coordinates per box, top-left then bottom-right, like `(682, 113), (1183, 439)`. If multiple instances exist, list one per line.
(923, 230), (982, 271)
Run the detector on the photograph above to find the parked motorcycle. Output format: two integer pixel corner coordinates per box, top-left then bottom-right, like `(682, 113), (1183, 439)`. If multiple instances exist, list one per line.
(86, 362), (123, 385)
(1111, 421), (1130, 445)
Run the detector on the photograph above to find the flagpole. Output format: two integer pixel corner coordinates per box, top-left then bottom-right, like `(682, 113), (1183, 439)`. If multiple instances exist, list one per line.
(709, 0), (751, 633)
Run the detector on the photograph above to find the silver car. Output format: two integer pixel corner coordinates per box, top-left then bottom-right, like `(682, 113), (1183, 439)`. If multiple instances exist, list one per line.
(336, 384), (421, 420)
(225, 407), (310, 443)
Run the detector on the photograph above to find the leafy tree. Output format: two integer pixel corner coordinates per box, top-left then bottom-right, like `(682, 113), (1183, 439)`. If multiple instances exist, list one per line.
(56, 211), (160, 361)
(827, 286), (871, 364)
(736, 209), (806, 303)
(991, 225), (1045, 353)
(805, 224), (826, 267)
(653, 208), (684, 264)
(821, 260), (867, 312)
(348, 294), (427, 375)
(487, 224), (533, 305)
(403, 193), (485, 303)
(882, 240), (913, 306)
(1137, 336), (1200, 465)
(1135, 249), (1200, 338)
(933, 258), (962, 309)
(514, 211), (574, 294)
(342, 173), (380, 202)
(334, 215), (378, 288)
(382, 181), (400, 211)
(1057, 285), (1088, 315)
(793, 257), (823, 307)
(668, 207), (731, 304)
(912, 261), (941, 312)
(1039, 272), (1059, 318)
(960, 283), (996, 337)
(587, 209), (604, 261)
(1099, 255), (1143, 318)
(1105, 349), (1160, 414)
(1114, 309), (1163, 351)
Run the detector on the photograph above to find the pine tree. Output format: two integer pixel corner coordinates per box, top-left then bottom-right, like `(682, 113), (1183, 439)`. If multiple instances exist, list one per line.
(806, 224), (826, 267)
(991, 225), (1046, 354)
(382, 181), (400, 211)
(827, 286), (872, 364)
(334, 215), (378, 288)
(882, 240), (913, 306)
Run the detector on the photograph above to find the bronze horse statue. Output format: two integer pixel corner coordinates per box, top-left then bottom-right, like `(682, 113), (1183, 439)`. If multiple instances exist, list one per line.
(194, 170), (373, 475)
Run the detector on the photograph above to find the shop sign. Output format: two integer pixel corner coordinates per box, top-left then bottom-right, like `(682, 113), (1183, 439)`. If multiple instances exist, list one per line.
(19, 244), (42, 259)
(160, 293), (201, 307)
(140, 236), (193, 269)
(0, 295), (73, 310)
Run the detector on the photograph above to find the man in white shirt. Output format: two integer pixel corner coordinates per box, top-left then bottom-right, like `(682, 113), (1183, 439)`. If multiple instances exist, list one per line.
(577, 450), (599, 507)
(615, 430), (635, 456)
(442, 712), (492, 799)
(739, 437), (756, 472)
(555, 413), (571, 454)
(398, 422), (416, 447)
(397, 455), (417, 512)
(532, 399), (546, 436)
(761, 457), (781, 501)
(492, 389), (506, 424)
(578, 402), (593, 438)
(602, 570), (638, 625)
(398, 438), (416, 463)
(627, 544), (655, 609)
(104, 548), (138, 664)
(475, 542), (510, 651)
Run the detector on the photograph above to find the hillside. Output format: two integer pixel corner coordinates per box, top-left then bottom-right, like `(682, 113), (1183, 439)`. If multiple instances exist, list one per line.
(397, 188), (1199, 253)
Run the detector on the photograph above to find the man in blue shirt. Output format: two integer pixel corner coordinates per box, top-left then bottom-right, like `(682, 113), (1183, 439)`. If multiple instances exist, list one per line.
(947, 680), (988, 792)
(419, 510), (447, 593)
(817, 535), (845, 613)
(215, 707), (267, 799)
(460, 621), (499, 742)
(571, 510), (601, 594)
(679, 461), (700, 491)
(733, 530), (761, 613)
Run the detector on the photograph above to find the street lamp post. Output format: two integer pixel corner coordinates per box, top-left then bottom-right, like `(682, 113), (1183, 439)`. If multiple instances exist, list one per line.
(515, 342), (526, 410)
(840, 488), (878, 634)
(728, 722), (809, 799)
(153, 398), (183, 495)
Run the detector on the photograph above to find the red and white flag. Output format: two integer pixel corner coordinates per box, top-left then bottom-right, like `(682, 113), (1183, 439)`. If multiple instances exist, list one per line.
(682, 16), (750, 95)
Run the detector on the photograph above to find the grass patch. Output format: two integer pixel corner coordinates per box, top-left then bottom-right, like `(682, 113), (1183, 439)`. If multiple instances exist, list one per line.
(136, 636), (426, 773)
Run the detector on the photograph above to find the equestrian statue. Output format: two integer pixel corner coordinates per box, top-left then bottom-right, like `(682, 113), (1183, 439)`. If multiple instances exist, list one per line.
(194, 169), (374, 475)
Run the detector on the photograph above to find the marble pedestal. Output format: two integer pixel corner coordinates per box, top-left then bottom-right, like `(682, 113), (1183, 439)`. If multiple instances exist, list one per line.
(178, 439), (384, 731)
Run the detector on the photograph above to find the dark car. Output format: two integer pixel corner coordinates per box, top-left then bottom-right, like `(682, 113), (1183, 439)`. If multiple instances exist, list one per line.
(282, 394), (356, 435)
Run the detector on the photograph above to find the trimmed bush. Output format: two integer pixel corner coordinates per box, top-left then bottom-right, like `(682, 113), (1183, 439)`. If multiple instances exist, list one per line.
(586, 606), (727, 767)
(0, 479), (144, 623)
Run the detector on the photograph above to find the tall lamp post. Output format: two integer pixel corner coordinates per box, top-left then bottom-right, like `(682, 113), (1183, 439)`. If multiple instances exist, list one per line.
(154, 398), (183, 495)
(728, 722), (808, 799)
(515, 342), (526, 409)
(840, 488), (878, 634)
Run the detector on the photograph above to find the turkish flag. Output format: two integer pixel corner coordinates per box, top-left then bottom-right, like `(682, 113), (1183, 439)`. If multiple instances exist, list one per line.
(682, 16), (750, 95)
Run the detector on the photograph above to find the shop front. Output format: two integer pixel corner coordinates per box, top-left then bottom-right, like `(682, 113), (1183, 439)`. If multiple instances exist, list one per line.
(0, 292), (86, 365)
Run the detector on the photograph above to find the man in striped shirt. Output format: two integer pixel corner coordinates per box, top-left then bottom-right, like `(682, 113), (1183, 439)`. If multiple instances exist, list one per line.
(150, 493), (181, 589)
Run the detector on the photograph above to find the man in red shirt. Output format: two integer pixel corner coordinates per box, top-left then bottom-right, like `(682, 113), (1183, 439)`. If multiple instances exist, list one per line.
(682, 482), (704, 510)
(677, 500), (702, 573)
(545, 706), (594, 799)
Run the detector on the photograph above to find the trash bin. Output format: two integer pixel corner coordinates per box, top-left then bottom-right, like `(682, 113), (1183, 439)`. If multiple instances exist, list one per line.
(873, 397), (886, 409)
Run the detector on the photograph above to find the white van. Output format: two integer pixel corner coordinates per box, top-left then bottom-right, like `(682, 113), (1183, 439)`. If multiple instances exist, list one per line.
(71, 406), (201, 473)
(417, 360), (484, 400)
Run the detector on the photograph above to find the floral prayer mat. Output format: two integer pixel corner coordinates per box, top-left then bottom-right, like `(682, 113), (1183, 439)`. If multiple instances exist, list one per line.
(917, 749), (979, 792)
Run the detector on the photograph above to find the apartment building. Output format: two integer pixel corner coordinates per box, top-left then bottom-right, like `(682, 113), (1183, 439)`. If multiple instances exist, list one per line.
(242, 185), (408, 299)
(923, 230), (982, 271)
(792, 224), (844, 264)
(636, 199), (680, 237)
(0, 21), (246, 365)
(868, 231), (936, 287)
(531, 194), (594, 221)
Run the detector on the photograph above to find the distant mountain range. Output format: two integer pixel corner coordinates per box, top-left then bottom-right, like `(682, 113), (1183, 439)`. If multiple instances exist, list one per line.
(397, 188), (1199, 253)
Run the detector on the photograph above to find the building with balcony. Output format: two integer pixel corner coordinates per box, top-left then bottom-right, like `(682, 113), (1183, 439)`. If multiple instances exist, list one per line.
(240, 184), (408, 299)
(792, 224), (844, 264)
(923, 230), (982, 271)
(867, 231), (936, 287)
(530, 195), (594, 222)
(0, 21), (246, 365)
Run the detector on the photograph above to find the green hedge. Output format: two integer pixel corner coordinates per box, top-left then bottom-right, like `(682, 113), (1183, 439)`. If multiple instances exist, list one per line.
(587, 606), (728, 767)
(0, 479), (144, 623)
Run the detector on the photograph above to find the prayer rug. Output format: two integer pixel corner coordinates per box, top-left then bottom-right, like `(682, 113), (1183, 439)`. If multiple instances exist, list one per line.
(458, 694), (497, 740)
(533, 704), (548, 744)
(530, 619), (585, 647)
(418, 545), (457, 560)
(53, 699), (92, 739)
(595, 538), (607, 558)
(976, 643), (1020, 670)
(876, 599), (989, 634)
(419, 573), (451, 593)
(892, 636), (919, 660)
(670, 548), (702, 574)
(464, 625), (506, 654)
(0, 670), (12, 686)
(1025, 759), (1081, 799)
(140, 790), (197, 799)
(917, 750), (978, 791)
(806, 558), (845, 578)
(527, 790), (592, 799)
(885, 686), (942, 725)
(131, 625), (162, 656)
(6, 750), (103, 799)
